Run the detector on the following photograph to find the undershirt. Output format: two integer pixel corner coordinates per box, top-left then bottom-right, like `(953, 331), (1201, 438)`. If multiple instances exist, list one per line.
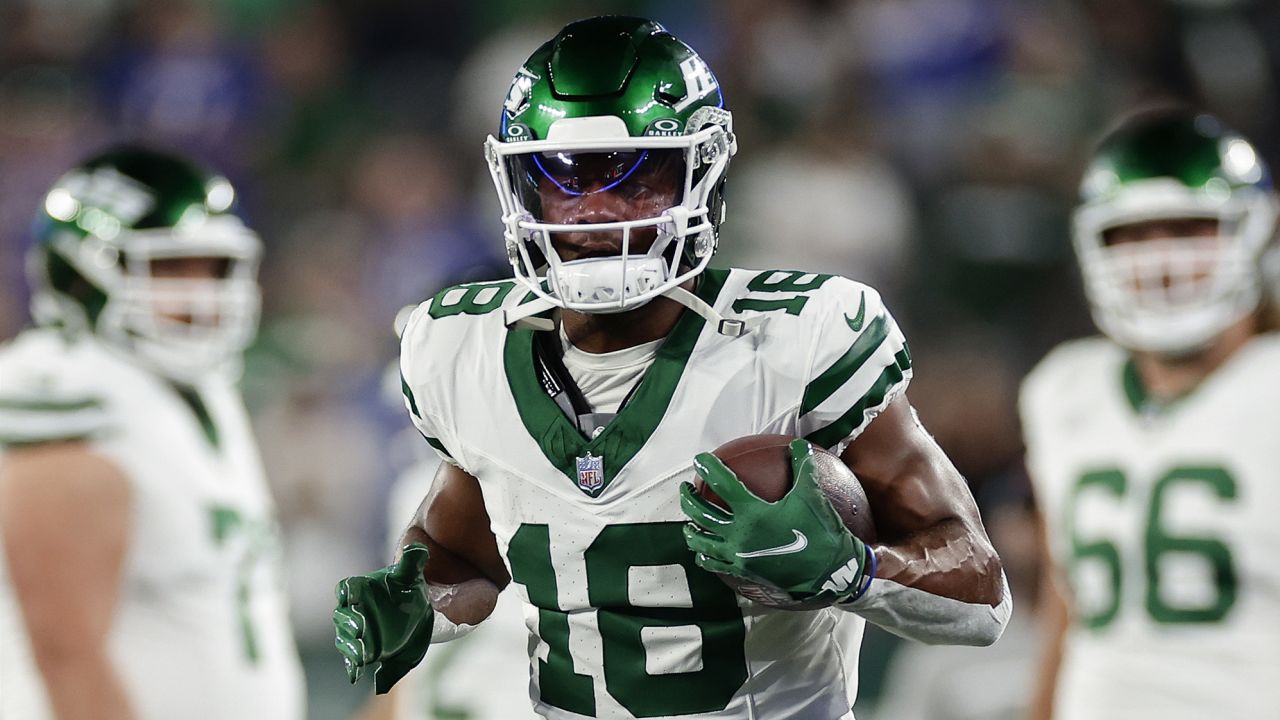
(559, 327), (661, 414)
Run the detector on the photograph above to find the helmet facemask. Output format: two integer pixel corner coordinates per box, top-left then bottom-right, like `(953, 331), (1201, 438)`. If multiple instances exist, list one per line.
(1074, 180), (1278, 355)
(486, 111), (734, 314)
(33, 215), (262, 383)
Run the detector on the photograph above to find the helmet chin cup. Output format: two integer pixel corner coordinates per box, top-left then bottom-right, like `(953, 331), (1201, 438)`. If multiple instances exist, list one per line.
(551, 256), (669, 313)
(98, 277), (260, 383)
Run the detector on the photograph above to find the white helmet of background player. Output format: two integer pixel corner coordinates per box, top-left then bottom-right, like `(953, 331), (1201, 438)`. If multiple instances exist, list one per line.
(1073, 110), (1279, 354)
(27, 146), (262, 382)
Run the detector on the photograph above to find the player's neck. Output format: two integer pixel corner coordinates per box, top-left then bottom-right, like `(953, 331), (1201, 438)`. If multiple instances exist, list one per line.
(1131, 316), (1257, 402)
(560, 280), (694, 354)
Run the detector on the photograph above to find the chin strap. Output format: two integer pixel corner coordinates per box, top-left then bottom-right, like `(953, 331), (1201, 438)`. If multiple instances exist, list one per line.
(664, 285), (768, 337)
(503, 296), (557, 331)
(503, 282), (767, 338)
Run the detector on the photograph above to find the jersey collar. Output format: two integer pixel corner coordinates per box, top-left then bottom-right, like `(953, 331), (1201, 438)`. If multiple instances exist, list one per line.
(503, 268), (728, 498)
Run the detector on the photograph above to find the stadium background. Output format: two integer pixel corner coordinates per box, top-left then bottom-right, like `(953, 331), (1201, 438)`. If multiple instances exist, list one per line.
(1, 0), (1275, 717)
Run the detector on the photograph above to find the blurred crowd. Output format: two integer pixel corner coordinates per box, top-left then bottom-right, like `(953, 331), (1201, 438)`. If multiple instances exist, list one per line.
(3, 0), (1279, 717)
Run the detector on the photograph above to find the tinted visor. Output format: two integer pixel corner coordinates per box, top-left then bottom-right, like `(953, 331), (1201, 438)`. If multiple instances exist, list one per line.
(510, 148), (684, 219)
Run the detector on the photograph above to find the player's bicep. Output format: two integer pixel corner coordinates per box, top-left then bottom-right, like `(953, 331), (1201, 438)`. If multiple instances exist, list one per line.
(840, 395), (982, 538)
(0, 443), (131, 659)
(402, 463), (508, 628)
(416, 462), (509, 589)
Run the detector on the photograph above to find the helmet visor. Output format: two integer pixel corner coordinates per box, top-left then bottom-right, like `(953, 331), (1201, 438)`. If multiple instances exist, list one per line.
(509, 148), (686, 220)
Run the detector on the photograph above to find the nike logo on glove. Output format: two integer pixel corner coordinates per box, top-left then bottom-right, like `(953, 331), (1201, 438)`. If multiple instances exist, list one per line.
(845, 292), (866, 331)
(736, 529), (809, 558)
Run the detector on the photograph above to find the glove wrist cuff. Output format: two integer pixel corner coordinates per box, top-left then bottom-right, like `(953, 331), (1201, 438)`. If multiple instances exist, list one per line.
(836, 544), (877, 605)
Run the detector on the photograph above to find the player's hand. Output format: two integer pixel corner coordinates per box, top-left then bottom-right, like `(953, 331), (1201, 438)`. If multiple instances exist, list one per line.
(333, 543), (434, 694)
(680, 438), (874, 603)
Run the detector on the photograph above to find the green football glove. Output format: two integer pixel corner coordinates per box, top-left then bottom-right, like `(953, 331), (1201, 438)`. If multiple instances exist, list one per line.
(680, 438), (874, 604)
(333, 543), (434, 694)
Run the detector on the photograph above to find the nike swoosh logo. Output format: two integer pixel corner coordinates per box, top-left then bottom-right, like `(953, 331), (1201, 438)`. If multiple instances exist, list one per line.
(845, 292), (866, 331)
(736, 530), (809, 558)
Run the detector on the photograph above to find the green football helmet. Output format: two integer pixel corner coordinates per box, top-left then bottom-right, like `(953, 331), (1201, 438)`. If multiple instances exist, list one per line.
(486, 16), (740, 327)
(1074, 110), (1279, 353)
(27, 146), (262, 381)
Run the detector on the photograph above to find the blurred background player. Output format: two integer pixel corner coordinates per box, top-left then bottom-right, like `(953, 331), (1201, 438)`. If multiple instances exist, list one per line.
(0, 147), (305, 720)
(1021, 109), (1280, 719)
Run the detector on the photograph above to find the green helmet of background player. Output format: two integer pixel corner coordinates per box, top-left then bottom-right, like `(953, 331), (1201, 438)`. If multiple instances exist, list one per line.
(1073, 110), (1279, 354)
(27, 146), (262, 382)
(485, 16), (737, 321)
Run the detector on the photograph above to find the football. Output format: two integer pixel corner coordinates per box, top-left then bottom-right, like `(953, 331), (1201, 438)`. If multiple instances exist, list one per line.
(694, 434), (876, 609)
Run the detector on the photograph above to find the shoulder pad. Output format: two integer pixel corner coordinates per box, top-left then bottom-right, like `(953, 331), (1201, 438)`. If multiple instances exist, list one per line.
(0, 331), (115, 446)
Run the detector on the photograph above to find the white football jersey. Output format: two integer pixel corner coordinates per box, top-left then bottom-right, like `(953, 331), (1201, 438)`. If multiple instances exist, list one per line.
(1021, 335), (1280, 720)
(0, 328), (305, 720)
(400, 268), (912, 720)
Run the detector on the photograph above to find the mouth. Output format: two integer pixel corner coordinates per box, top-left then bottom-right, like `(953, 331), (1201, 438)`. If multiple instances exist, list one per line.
(570, 246), (622, 261)
(553, 234), (625, 262)
(550, 222), (662, 263)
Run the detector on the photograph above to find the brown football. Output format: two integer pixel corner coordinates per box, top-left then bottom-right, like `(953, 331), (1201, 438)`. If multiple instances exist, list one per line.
(694, 434), (876, 610)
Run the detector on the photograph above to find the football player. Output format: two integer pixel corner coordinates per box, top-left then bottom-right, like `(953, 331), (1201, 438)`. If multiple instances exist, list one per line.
(335, 16), (1010, 719)
(0, 147), (305, 720)
(1022, 109), (1280, 719)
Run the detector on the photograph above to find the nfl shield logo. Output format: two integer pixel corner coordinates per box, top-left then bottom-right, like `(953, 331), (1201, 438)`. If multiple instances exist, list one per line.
(576, 452), (604, 495)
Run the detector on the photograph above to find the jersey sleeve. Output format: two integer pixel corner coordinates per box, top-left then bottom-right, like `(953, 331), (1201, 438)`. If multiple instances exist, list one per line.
(796, 281), (913, 452)
(399, 302), (465, 469)
(0, 337), (115, 447)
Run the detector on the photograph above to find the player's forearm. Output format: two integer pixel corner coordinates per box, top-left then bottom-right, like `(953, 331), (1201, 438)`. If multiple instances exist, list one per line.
(36, 647), (135, 720)
(841, 571), (1011, 646)
(875, 517), (1005, 605)
(399, 510), (498, 643)
(397, 523), (431, 555)
(841, 518), (1011, 646)
(1028, 548), (1071, 720)
(1028, 613), (1066, 720)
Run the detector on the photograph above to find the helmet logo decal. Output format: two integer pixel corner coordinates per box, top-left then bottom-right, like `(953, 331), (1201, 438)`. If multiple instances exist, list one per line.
(672, 56), (718, 112)
(504, 68), (539, 119)
(57, 168), (156, 228)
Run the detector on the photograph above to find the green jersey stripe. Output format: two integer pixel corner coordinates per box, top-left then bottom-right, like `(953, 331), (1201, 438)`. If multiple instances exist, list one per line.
(0, 397), (102, 412)
(401, 373), (422, 419)
(0, 433), (95, 446)
(800, 313), (890, 416)
(0, 409), (108, 432)
(803, 351), (911, 450)
(422, 434), (453, 459)
(0, 410), (112, 445)
(172, 385), (220, 451)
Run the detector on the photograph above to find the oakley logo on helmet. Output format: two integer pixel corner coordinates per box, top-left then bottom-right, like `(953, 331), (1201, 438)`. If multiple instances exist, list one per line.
(645, 118), (684, 137)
